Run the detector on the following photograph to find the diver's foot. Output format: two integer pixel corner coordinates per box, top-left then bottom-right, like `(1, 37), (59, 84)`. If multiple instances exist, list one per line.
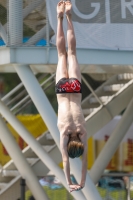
(65, 1), (72, 17)
(57, 1), (65, 19)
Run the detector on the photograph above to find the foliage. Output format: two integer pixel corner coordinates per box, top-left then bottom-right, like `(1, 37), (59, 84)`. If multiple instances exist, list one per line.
(0, 73), (21, 93)
(0, 4), (7, 25)
(23, 23), (35, 37)
(26, 186), (74, 200)
(0, 4), (35, 37)
(26, 186), (133, 200)
(0, 73), (57, 114)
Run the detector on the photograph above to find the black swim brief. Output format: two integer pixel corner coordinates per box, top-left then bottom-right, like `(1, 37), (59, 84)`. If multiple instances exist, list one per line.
(55, 78), (82, 94)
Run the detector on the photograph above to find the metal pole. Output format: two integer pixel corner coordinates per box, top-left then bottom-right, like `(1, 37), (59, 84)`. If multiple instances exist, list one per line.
(81, 75), (113, 118)
(70, 158), (102, 200)
(0, 116), (48, 200)
(20, 179), (25, 200)
(81, 75), (103, 106)
(5, 74), (47, 106)
(14, 100), (31, 115)
(46, 0), (50, 63)
(127, 178), (131, 200)
(14, 64), (102, 200)
(9, 0), (23, 45)
(14, 65), (60, 149)
(90, 97), (133, 184)
(13, 80), (55, 115)
(10, 74), (55, 111)
(1, 83), (23, 102)
(0, 100), (85, 200)
(46, 3), (50, 47)
(6, 90), (26, 107)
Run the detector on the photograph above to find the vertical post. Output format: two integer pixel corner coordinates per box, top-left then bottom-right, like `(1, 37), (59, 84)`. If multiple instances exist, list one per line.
(8, 0), (23, 45)
(20, 179), (25, 200)
(0, 116), (48, 200)
(45, 2), (50, 63)
(90, 97), (133, 184)
(46, 5), (50, 47)
(14, 64), (102, 200)
(127, 178), (130, 200)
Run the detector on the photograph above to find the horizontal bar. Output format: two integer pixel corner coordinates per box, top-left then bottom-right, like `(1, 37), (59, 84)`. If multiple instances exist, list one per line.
(1, 47), (133, 66)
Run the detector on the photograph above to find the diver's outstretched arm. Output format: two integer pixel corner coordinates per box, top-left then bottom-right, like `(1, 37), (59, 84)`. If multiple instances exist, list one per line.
(80, 147), (87, 188)
(60, 134), (83, 192)
(60, 134), (72, 185)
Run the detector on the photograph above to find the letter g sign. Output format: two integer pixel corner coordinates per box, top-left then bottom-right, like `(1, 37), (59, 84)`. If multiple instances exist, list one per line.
(71, 0), (100, 19)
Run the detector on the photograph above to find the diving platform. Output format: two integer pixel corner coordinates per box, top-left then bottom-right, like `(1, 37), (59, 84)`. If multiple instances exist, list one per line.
(0, 46), (133, 73)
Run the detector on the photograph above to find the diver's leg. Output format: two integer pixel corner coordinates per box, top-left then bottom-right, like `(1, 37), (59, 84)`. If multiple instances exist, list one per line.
(56, 1), (68, 83)
(65, 1), (81, 82)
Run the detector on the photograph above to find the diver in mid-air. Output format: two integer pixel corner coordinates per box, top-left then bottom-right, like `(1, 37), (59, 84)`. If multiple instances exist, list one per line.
(55, 1), (88, 192)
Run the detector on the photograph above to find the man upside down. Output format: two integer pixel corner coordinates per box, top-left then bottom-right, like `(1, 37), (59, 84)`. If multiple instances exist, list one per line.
(55, 0), (88, 193)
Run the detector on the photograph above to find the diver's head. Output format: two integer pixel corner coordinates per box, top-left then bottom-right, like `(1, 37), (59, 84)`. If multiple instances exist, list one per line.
(67, 134), (84, 158)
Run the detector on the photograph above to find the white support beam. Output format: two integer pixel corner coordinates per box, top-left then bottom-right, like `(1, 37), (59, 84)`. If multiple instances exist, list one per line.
(0, 116), (48, 200)
(0, 176), (21, 199)
(81, 75), (103, 106)
(1, 47), (133, 67)
(14, 64), (102, 200)
(1, 82), (23, 102)
(0, 100), (85, 200)
(85, 80), (133, 138)
(1, 63), (133, 74)
(31, 145), (62, 177)
(0, 48), (11, 65)
(90, 97), (133, 184)
(2, 170), (19, 177)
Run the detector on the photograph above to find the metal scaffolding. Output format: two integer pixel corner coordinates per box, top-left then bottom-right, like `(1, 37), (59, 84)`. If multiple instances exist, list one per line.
(0, 115), (49, 200)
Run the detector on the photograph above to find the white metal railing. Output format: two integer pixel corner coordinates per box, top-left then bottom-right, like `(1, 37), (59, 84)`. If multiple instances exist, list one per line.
(13, 79), (55, 115)
(81, 75), (103, 106)
(1, 73), (45, 103)
(81, 74), (113, 118)
(1, 73), (55, 115)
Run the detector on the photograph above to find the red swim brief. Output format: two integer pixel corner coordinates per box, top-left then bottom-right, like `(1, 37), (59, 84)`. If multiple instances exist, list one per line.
(55, 78), (82, 94)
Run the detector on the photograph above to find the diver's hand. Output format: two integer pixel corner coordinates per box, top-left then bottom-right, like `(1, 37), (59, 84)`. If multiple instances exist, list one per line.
(69, 184), (83, 192)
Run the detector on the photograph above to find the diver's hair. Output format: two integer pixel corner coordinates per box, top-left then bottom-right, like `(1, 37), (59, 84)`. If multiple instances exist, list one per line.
(67, 138), (84, 159)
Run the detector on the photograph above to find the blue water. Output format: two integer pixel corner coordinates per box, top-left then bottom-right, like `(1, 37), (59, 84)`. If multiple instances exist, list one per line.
(0, 38), (47, 46)
(0, 39), (5, 46)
